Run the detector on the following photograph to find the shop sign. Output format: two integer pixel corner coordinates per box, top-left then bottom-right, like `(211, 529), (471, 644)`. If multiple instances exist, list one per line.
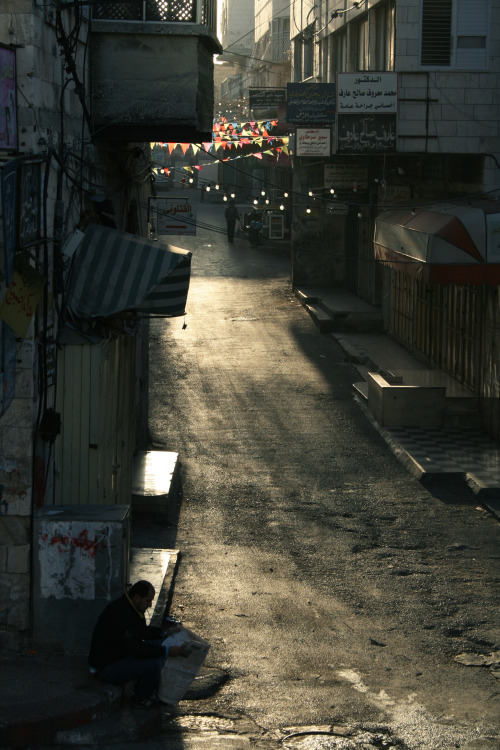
(324, 162), (369, 191)
(286, 83), (336, 124)
(337, 73), (398, 113)
(337, 114), (397, 153)
(0, 255), (45, 338)
(249, 88), (285, 111)
(296, 128), (331, 157)
(150, 197), (196, 235)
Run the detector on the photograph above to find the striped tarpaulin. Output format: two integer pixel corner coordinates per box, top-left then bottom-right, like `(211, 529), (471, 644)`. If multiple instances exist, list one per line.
(66, 224), (192, 318)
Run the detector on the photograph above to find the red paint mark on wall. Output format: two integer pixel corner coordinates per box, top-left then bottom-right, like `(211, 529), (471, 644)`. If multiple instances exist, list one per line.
(42, 529), (101, 557)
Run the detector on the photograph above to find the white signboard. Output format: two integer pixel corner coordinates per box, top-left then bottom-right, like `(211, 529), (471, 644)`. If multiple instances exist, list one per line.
(337, 73), (398, 113)
(151, 197), (196, 236)
(296, 128), (331, 157)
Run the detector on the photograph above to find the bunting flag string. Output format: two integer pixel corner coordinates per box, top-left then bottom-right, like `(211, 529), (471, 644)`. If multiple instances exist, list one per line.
(154, 124), (289, 168)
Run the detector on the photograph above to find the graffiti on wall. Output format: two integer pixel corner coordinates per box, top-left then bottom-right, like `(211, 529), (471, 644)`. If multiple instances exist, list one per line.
(38, 521), (113, 599)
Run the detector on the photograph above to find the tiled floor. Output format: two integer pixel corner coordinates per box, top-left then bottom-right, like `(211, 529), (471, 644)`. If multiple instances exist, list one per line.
(385, 426), (500, 488)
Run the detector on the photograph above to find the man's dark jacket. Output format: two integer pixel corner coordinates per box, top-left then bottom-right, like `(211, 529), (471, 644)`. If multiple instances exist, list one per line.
(88, 593), (165, 670)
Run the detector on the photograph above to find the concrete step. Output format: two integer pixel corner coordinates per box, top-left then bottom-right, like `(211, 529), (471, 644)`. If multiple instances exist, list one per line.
(305, 303), (335, 332)
(132, 450), (181, 516)
(353, 381), (368, 400)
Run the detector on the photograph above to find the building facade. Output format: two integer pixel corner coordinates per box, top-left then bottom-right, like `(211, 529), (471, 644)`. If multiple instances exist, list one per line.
(0, 0), (219, 651)
(289, 0), (500, 436)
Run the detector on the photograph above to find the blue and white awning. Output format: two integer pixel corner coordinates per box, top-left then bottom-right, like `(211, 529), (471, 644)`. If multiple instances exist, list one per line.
(65, 224), (191, 318)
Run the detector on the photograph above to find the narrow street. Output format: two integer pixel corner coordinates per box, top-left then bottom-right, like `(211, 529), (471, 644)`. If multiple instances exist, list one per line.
(142, 193), (500, 750)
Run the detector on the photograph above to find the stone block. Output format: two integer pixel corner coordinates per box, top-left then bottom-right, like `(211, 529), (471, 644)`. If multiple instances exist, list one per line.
(7, 544), (30, 574)
(0, 546), (7, 572)
(0, 517), (29, 545)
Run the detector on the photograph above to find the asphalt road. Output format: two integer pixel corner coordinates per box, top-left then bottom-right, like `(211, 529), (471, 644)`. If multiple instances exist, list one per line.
(144, 194), (500, 750)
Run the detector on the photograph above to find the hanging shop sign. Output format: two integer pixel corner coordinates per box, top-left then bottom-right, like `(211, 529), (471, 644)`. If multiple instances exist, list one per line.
(337, 114), (397, 154)
(0, 44), (17, 150)
(286, 83), (336, 124)
(337, 73), (398, 113)
(296, 128), (331, 157)
(150, 197), (196, 236)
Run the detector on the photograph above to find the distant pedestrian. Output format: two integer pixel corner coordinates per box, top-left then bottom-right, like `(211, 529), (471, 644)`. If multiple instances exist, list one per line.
(248, 210), (263, 246)
(225, 199), (240, 242)
(88, 580), (187, 708)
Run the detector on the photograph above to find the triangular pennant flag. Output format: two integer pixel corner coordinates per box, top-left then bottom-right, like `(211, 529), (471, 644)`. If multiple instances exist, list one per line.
(254, 152), (263, 159)
(180, 143), (190, 155)
(167, 143), (175, 154)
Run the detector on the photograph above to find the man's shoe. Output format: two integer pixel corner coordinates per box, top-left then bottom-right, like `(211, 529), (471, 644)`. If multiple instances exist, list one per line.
(131, 695), (163, 709)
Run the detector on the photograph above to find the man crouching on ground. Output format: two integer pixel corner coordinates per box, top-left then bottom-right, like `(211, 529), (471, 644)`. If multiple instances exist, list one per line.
(88, 579), (186, 708)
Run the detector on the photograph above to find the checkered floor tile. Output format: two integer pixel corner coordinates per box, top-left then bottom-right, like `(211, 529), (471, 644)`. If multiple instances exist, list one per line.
(385, 427), (500, 487)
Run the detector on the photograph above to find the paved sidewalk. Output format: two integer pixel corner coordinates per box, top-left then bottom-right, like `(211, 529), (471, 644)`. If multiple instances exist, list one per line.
(296, 287), (500, 522)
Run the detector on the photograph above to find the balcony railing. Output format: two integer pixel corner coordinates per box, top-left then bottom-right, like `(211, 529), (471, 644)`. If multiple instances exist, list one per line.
(93, 0), (216, 30)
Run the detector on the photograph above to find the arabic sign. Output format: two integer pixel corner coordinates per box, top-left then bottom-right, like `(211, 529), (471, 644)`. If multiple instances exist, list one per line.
(0, 255), (45, 337)
(324, 162), (369, 191)
(249, 88), (285, 111)
(151, 197), (196, 236)
(296, 128), (331, 157)
(0, 45), (17, 150)
(286, 83), (336, 124)
(337, 114), (397, 154)
(337, 73), (398, 113)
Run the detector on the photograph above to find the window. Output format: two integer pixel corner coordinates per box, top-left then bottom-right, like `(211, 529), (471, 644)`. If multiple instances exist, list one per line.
(421, 0), (489, 69)
(335, 29), (347, 73)
(271, 16), (290, 62)
(355, 16), (369, 71)
(303, 25), (314, 79)
(375, 1), (395, 71)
